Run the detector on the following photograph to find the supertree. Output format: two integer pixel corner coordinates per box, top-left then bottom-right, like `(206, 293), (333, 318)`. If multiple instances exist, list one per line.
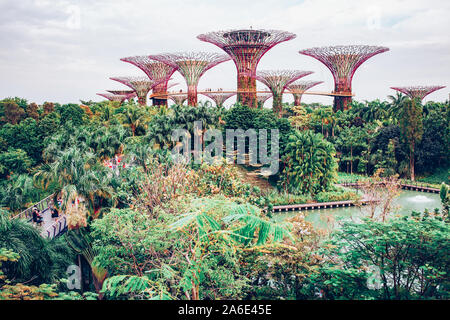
(200, 92), (236, 107)
(299, 45), (389, 111)
(390, 85), (446, 102)
(168, 93), (188, 106)
(197, 29), (296, 108)
(120, 56), (177, 106)
(97, 93), (128, 104)
(287, 80), (323, 106)
(248, 70), (313, 115)
(148, 52), (230, 106)
(256, 93), (272, 108)
(106, 90), (137, 102)
(109, 76), (162, 106)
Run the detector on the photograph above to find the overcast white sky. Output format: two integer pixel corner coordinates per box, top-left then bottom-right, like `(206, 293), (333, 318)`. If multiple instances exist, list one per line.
(0, 0), (449, 107)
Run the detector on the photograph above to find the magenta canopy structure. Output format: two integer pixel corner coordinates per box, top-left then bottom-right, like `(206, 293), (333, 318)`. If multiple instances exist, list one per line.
(168, 93), (188, 106)
(120, 56), (177, 106)
(390, 85), (446, 101)
(106, 90), (137, 101)
(256, 93), (272, 108)
(148, 52), (230, 106)
(200, 92), (236, 107)
(97, 93), (129, 104)
(248, 70), (313, 115)
(287, 80), (324, 106)
(109, 76), (163, 106)
(299, 45), (389, 111)
(197, 29), (296, 108)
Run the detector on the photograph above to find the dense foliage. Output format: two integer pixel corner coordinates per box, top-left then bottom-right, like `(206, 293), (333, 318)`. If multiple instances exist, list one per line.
(0, 95), (448, 300)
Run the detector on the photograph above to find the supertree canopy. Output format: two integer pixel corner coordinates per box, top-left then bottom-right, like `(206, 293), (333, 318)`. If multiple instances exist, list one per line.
(168, 93), (188, 106)
(249, 70), (313, 115)
(287, 80), (323, 106)
(299, 45), (389, 111)
(256, 93), (272, 108)
(109, 76), (162, 106)
(200, 92), (236, 107)
(106, 90), (137, 101)
(390, 85), (446, 101)
(97, 93), (128, 103)
(120, 56), (177, 106)
(148, 52), (230, 106)
(197, 29), (296, 108)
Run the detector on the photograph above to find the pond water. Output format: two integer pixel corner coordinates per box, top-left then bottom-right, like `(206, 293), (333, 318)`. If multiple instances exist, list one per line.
(273, 190), (443, 231)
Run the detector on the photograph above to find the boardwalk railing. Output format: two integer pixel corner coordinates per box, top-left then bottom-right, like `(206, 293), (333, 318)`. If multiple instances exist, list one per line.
(13, 194), (55, 221)
(12, 193), (68, 239)
(339, 180), (440, 193)
(45, 216), (68, 239)
(269, 198), (374, 213)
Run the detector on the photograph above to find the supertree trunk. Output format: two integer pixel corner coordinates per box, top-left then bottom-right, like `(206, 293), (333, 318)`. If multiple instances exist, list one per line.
(334, 79), (352, 111)
(110, 76), (163, 107)
(187, 84), (198, 106)
(272, 93), (283, 116)
(137, 95), (147, 106)
(256, 93), (272, 108)
(238, 72), (257, 108)
(120, 57), (178, 107)
(288, 81), (323, 107)
(249, 70), (313, 116)
(148, 52), (230, 108)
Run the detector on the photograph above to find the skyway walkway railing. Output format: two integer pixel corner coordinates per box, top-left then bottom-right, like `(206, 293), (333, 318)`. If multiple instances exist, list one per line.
(12, 193), (67, 239)
(13, 194), (55, 221)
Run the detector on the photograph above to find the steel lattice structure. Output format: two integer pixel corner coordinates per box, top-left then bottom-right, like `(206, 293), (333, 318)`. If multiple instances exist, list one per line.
(106, 90), (137, 101)
(299, 45), (389, 111)
(109, 76), (162, 106)
(168, 94), (188, 106)
(97, 93), (128, 103)
(287, 80), (324, 106)
(148, 52), (230, 106)
(256, 93), (272, 108)
(200, 92), (236, 107)
(197, 29), (296, 108)
(390, 85), (446, 101)
(249, 70), (313, 114)
(120, 56), (177, 106)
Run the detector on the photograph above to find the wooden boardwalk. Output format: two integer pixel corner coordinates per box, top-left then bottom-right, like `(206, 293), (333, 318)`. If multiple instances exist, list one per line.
(269, 198), (374, 213)
(339, 182), (440, 194)
(400, 184), (440, 193)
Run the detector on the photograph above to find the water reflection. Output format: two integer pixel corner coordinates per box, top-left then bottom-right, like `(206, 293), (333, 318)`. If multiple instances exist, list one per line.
(274, 190), (443, 231)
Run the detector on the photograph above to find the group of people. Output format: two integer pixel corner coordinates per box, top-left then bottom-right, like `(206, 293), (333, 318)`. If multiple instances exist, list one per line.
(31, 203), (60, 226)
(203, 88), (224, 92)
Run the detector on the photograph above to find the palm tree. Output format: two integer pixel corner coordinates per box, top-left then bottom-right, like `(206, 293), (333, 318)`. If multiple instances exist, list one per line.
(147, 112), (175, 148)
(0, 212), (74, 285)
(119, 106), (148, 136)
(0, 174), (40, 213)
(280, 130), (337, 195)
(34, 147), (112, 221)
(89, 126), (129, 161)
(387, 92), (408, 123)
(314, 107), (332, 136)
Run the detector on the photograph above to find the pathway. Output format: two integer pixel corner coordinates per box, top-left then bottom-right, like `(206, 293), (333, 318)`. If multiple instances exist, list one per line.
(13, 194), (67, 239)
